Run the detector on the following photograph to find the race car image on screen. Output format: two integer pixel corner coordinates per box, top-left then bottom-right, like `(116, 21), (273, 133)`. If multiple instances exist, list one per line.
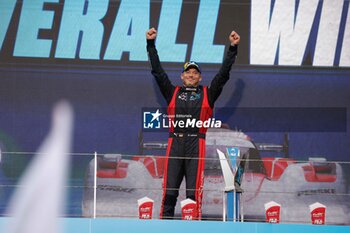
(82, 128), (350, 224)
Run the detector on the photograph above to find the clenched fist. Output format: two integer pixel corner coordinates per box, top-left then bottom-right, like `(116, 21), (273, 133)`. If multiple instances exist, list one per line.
(229, 31), (240, 45)
(146, 28), (157, 40)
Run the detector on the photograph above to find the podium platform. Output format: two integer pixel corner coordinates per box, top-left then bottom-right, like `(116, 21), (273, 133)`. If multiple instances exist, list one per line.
(1, 218), (349, 233)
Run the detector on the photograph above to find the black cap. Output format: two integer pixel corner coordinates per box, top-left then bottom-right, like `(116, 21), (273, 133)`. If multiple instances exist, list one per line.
(183, 61), (201, 73)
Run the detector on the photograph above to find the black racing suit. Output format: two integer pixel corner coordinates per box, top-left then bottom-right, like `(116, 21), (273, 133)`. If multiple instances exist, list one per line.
(147, 39), (238, 219)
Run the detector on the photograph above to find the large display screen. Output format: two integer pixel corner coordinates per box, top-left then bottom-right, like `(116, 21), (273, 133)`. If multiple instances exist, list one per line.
(1, 0), (349, 154)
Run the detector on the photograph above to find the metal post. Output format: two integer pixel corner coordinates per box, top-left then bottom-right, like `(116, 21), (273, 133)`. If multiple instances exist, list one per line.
(93, 151), (97, 219)
(237, 192), (240, 221)
(233, 190), (236, 222)
(240, 193), (244, 222)
(222, 191), (226, 222)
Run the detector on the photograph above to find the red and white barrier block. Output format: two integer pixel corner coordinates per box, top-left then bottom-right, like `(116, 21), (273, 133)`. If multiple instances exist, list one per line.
(264, 201), (281, 223)
(310, 202), (326, 225)
(181, 199), (197, 220)
(137, 197), (154, 219)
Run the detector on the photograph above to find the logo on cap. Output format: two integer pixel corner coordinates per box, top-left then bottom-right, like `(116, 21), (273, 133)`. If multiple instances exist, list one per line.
(183, 61), (201, 73)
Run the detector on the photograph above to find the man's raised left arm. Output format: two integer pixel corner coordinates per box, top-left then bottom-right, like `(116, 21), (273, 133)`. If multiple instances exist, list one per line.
(208, 31), (240, 107)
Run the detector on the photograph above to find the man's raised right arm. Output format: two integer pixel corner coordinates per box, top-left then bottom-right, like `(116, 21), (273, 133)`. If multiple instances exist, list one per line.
(146, 28), (174, 103)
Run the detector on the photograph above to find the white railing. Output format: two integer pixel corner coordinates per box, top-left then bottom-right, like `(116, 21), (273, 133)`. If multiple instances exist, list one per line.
(0, 151), (349, 224)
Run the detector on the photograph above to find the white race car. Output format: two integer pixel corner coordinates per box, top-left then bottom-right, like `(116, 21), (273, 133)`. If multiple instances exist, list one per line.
(82, 128), (350, 224)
